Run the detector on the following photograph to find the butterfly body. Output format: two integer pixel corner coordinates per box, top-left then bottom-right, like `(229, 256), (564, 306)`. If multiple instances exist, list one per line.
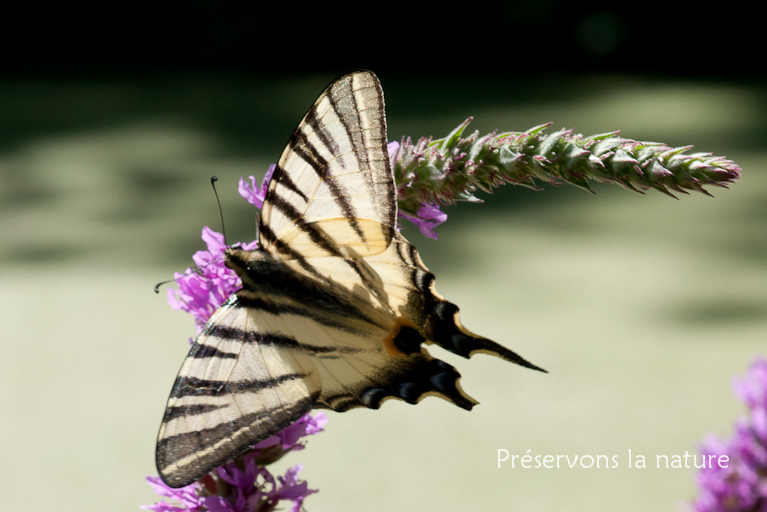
(156, 71), (542, 488)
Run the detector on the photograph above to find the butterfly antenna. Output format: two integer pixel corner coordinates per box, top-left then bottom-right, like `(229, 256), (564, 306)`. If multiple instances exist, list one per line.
(154, 177), (229, 295)
(154, 278), (174, 294)
(210, 176), (228, 247)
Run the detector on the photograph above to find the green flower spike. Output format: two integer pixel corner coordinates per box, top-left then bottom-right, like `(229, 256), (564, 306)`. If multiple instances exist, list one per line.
(392, 118), (741, 213)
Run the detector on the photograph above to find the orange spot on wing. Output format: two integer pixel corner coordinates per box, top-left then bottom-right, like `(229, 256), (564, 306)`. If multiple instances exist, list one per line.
(382, 317), (419, 356)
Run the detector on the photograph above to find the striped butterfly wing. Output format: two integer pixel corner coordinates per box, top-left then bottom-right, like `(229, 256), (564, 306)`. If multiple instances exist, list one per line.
(259, 71), (396, 261)
(257, 70), (542, 410)
(156, 70), (542, 489)
(155, 296), (319, 488)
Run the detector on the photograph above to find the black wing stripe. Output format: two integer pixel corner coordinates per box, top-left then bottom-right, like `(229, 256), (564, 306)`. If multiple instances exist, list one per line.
(258, 224), (318, 276)
(266, 192), (386, 297)
(271, 165), (309, 203)
(268, 193), (342, 257)
(207, 324), (359, 354)
(169, 373), (306, 398)
(330, 73), (395, 228)
(290, 125), (366, 243)
(326, 78), (371, 172)
(157, 399), (312, 454)
(231, 293), (379, 332)
(189, 344), (238, 359)
(290, 129), (329, 179)
(303, 108), (341, 174)
(258, 224), (322, 279)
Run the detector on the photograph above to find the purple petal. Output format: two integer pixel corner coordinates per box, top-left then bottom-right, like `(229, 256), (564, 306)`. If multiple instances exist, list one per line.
(216, 463), (248, 489)
(143, 476), (203, 512)
(238, 176), (265, 209)
(253, 435), (281, 450)
(242, 452), (261, 484)
(144, 476), (196, 501)
(278, 413), (328, 450)
(304, 412), (328, 435)
(272, 464), (317, 505)
(387, 141), (400, 169)
(398, 203), (447, 240)
(734, 358), (767, 409)
(201, 226), (227, 255)
(140, 503), (185, 512)
(144, 476), (175, 498)
(166, 287), (185, 311)
(238, 165), (275, 209)
(199, 496), (236, 512)
(261, 164), (276, 193)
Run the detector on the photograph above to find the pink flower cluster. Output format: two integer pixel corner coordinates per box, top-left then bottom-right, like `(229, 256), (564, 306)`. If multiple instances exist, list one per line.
(692, 358), (767, 512)
(143, 413), (327, 512)
(166, 227), (257, 333)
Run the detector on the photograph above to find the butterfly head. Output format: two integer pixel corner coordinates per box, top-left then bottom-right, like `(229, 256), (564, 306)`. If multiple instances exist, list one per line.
(224, 246), (271, 285)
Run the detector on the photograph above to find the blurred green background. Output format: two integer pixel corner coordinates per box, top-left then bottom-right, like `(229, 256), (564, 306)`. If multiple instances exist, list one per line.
(2, 3), (766, 511)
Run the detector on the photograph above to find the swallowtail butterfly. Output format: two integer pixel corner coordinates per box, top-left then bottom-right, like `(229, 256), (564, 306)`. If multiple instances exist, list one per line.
(156, 70), (543, 488)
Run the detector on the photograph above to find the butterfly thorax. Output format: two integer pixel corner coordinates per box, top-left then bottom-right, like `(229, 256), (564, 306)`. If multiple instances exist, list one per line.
(225, 246), (331, 302)
(224, 247), (277, 291)
(224, 246), (386, 332)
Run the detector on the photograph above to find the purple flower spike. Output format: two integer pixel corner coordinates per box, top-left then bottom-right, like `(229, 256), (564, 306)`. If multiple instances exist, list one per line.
(734, 359), (767, 411)
(166, 227), (257, 332)
(692, 357), (767, 512)
(193, 451), (316, 512)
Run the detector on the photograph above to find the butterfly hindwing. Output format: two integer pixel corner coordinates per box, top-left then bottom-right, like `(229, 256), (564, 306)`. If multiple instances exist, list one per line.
(292, 232), (543, 407)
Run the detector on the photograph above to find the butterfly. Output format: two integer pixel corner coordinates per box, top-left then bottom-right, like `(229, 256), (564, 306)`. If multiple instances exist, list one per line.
(156, 70), (543, 488)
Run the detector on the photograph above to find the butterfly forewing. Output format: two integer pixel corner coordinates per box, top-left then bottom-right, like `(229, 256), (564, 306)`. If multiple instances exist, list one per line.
(260, 71), (395, 260)
(156, 297), (317, 487)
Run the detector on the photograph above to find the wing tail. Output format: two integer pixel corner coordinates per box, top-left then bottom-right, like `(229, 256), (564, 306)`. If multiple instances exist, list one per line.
(424, 297), (547, 373)
(361, 234), (547, 374)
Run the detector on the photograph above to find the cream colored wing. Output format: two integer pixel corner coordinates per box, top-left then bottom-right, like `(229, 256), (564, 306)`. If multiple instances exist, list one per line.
(156, 295), (318, 488)
(259, 70), (395, 261)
